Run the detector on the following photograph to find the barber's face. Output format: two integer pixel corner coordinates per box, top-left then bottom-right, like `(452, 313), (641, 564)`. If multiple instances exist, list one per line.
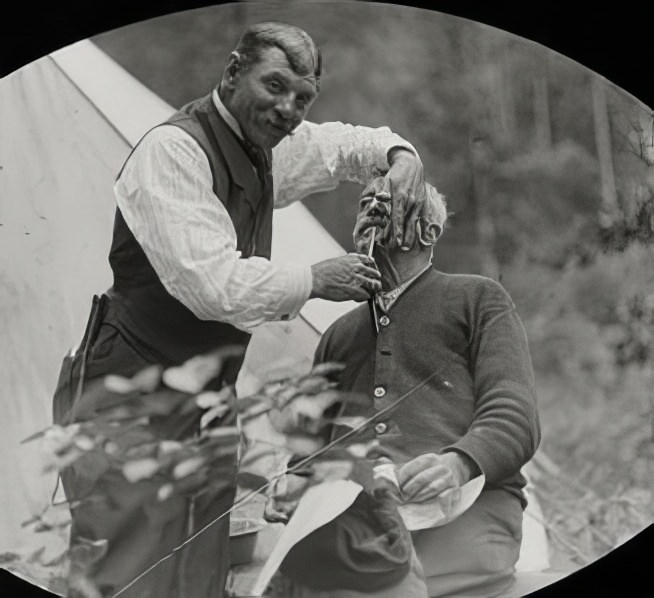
(224, 47), (318, 149)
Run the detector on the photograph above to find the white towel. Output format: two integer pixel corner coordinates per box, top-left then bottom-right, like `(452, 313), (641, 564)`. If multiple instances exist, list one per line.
(373, 464), (486, 531)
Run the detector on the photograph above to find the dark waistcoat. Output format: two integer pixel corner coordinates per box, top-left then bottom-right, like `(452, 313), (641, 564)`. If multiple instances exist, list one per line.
(107, 93), (274, 375)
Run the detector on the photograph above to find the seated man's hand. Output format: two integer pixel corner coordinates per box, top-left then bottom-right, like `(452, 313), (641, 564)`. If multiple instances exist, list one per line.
(395, 452), (478, 503)
(264, 472), (311, 524)
(310, 253), (381, 301)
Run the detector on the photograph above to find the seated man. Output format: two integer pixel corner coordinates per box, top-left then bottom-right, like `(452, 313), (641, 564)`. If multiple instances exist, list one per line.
(275, 181), (541, 597)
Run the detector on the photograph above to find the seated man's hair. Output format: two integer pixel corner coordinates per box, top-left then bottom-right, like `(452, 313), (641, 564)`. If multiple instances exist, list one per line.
(234, 22), (322, 91)
(421, 183), (448, 244)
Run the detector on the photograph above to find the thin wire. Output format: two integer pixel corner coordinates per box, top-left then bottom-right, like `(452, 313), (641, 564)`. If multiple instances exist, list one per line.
(112, 368), (448, 597)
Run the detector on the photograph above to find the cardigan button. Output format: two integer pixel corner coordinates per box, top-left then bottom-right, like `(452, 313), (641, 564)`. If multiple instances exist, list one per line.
(379, 315), (390, 326)
(374, 386), (386, 398)
(374, 422), (388, 434)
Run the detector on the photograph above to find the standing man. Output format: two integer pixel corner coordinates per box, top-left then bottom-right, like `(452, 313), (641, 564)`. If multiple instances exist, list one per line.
(52, 21), (427, 598)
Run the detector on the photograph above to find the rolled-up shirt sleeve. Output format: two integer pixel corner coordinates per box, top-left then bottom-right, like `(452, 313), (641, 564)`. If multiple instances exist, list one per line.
(114, 125), (312, 332)
(272, 120), (420, 207)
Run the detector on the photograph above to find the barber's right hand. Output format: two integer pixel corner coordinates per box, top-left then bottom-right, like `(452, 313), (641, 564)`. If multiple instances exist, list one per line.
(310, 253), (381, 301)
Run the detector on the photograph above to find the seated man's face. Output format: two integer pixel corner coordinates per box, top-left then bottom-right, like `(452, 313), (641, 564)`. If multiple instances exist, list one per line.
(353, 180), (445, 255)
(353, 180), (446, 288)
(353, 191), (392, 255)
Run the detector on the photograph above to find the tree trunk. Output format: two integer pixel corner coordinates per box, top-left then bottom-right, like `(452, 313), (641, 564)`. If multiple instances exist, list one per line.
(591, 77), (619, 222)
(469, 133), (500, 280)
(533, 74), (552, 149)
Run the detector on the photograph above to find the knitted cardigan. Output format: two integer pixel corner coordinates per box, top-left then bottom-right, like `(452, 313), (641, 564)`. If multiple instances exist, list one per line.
(316, 268), (541, 506)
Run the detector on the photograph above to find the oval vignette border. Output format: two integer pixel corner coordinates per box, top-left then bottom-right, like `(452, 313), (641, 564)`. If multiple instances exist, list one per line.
(1, 2), (652, 598)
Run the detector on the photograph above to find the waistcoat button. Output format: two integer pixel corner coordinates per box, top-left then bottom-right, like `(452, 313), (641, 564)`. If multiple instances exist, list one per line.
(374, 422), (388, 434)
(379, 315), (390, 326)
(374, 386), (386, 398)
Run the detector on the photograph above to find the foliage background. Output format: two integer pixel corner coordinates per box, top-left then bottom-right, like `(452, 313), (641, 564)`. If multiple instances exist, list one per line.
(91, 0), (653, 569)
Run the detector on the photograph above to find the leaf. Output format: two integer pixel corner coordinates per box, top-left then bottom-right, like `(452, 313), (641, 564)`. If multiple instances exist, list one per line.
(268, 388), (343, 435)
(130, 364), (163, 392)
(259, 379), (286, 398)
(170, 468), (210, 496)
(69, 537), (109, 598)
(123, 442), (159, 460)
(310, 362), (346, 377)
(43, 445), (85, 473)
(90, 405), (134, 422)
(284, 433), (326, 457)
(0, 553), (20, 565)
(237, 397), (273, 422)
(271, 473), (311, 502)
(202, 425), (240, 440)
(163, 364), (211, 394)
(69, 378), (140, 421)
(157, 483), (175, 502)
(20, 427), (50, 444)
(42, 549), (70, 568)
(134, 390), (190, 417)
(104, 374), (137, 394)
(315, 441), (378, 462)
(294, 375), (335, 395)
(271, 384), (303, 409)
(158, 440), (184, 456)
(103, 441), (120, 456)
(27, 546), (46, 564)
(200, 403), (231, 429)
(236, 395), (271, 412)
(122, 458), (161, 483)
(172, 456), (206, 480)
(21, 514), (41, 528)
(67, 570), (103, 598)
(206, 443), (240, 461)
(345, 441), (380, 459)
(162, 346), (245, 393)
(195, 387), (234, 409)
(73, 435), (95, 451)
(45, 423), (80, 443)
(34, 522), (53, 533)
(311, 459), (354, 483)
(108, 425), (158, 452)
(267, 406), (295, 434)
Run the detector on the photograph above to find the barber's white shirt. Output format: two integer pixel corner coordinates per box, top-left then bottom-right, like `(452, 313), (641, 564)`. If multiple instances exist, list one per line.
(114, 89), (417, 332)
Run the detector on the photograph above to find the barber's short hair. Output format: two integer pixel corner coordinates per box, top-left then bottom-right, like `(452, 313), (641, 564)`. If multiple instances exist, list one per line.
(234, 22), (322, 91)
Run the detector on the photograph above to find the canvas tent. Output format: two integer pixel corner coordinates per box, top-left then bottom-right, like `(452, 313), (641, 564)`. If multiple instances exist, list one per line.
(0, 40), (552, 594)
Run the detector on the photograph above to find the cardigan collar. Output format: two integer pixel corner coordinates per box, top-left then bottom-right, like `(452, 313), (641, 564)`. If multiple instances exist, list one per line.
(375, 261), (433, 313)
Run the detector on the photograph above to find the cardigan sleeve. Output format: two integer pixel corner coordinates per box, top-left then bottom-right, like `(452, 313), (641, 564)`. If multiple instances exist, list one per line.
(443, 279), (541, 484)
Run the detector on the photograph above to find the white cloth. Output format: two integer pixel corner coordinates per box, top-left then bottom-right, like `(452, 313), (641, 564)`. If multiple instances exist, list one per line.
(373, 464), (486, 532)
(114, 89), (418, 332)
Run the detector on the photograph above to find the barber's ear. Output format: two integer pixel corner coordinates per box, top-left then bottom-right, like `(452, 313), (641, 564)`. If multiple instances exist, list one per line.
(223, 52), (242, 87)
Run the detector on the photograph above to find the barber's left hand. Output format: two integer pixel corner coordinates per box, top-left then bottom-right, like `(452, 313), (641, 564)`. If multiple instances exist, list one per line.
(379, 148), (425, 250)
(395, 452), (473, 503)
